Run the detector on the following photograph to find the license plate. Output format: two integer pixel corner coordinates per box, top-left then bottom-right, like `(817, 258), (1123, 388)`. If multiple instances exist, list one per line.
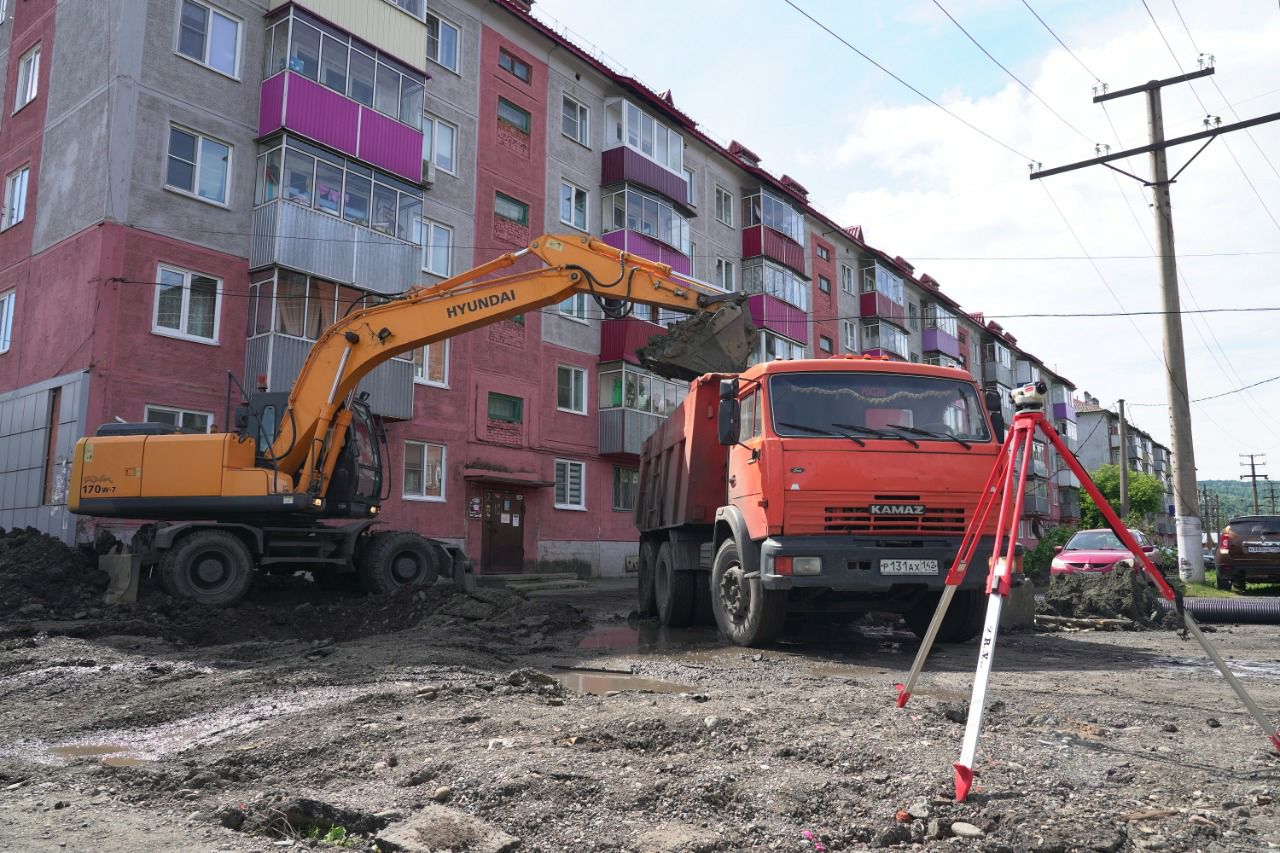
(881, 558), (939, 575)
(1244, 543), (1280, 554)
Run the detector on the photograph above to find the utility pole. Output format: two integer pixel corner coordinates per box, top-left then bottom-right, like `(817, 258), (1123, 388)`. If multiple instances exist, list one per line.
(1240, 453), (1267, 514)
(1117, 400), (1130, 517)
(1269, 482), (1278, 515)
(1030, 68), (1280, 584)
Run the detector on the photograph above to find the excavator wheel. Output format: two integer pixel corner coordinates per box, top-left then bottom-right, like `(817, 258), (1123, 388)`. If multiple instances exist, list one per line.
(159, 529), (255, 607)
(357, 531), (439, 595)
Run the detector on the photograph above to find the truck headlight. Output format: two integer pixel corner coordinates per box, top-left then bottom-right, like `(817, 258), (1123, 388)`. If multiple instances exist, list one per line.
(793, 556), (822, 576)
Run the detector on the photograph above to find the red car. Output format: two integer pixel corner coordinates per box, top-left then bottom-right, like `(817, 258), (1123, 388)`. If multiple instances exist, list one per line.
(1050, 528), (1154, 576)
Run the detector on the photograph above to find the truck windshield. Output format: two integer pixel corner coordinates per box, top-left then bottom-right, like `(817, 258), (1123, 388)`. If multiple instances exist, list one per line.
(768, 372), (992, 442)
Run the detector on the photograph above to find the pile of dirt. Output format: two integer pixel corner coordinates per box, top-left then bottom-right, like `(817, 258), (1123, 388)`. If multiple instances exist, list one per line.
(1039, 566), (1179, 627)
(636, 302), (756, 380)
(0, 527), (107, 620)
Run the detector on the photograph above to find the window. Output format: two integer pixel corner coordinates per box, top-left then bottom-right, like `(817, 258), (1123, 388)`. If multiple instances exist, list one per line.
(743, 190), (804, 245)
(419, 220), (452, 276)
(908, 302), (919, 331)
(600, 187), (691, 254)
(612, 467), (638, 512)
(755, 330), (804, 365)
(742, 260), (808, 311)
(860, 261), (905, 305)
(153, 265), (221, 343)
(604, 97), (683, 174)
(924, 304), (958, 336)
(403, 440), (445, 500)
(14, 44), (39, 112)
(818, 275), (830, 294)
(819, 335), (833, 355)
(488, 392), (523, 423)
(910, 352), (920, 363)
(841, 319), (857, 353)
(683, 167), (696, 206)
(560, 181), (588, 231)
(497, 97), (531, 134)
(2, 166), (29, 230)
(739, 388), (762, 441)
(167, 126), (230, 205)
(554, 459), (586, 509)
(561, 94), (589, 146)
(840, 263), (854, 294)
(816, 245), (830, 261)
(412, 340), (448, 386)
(423, 115), (457, 173)
(715, 258), (735, 292)
(498, 49), (531, 83)
(0, 290), (14, 353)
(145, 404), (213, 433)
(426, 13), (459, 72)
(384, 0), (424, 19)
(598, 366), (686, 416)
(861, 320), (909, 358)
(177, 0), (241, 78)
(495, 193), (529, 227)
(559, 292), (588, 321)
(557, 365), (587, 414)
(714, 185), (733, 227)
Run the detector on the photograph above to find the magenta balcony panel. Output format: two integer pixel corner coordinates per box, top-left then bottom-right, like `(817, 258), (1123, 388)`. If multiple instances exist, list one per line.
(600, 316), (667, 365)
(858, 290), (907, 326)
(747, 293), (808, 345)
(279, 73), (360, 153)
(741, 225), (806, 275)
(1053, 401), (1077, 422)
(601, 147), (688, 204)
(601, 229), (691, 276)
(356, 108), (424, 183)
(260, 73), (286, 136)
(921, 327), (961, 359)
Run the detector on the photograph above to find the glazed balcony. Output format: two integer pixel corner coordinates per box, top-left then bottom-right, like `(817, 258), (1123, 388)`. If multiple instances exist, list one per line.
(747, 293), (808, 346)
(921, 327), (961, 359)
(601, 147), (688, 206)
(245, 333), (412, 420)
(1059, 490), (1081, 522)
(741, 225), (806, 275)
(266, 0), (428, 69)
(598, 363), (687, 456)
(600, 230), (690, 277)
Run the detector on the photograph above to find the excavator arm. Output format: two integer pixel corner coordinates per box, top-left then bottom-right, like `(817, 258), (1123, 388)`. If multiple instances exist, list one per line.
(271, 234), (755, 499)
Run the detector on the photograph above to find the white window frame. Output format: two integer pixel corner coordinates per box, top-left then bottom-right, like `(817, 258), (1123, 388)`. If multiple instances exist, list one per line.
(558, 292), (589, 323)
(174, 0), (243, 80)
(556, 364), (587, 415)
(412, 339), (449, 387)
(714, 184), (733, 227)
(714, 257), (735, 292)
(420, 219), (452, 277)
(144, 404), (214, 433)
(402, 440), (446, 501)
(554, 458), (586, 510)
(816, 245), (830, 261)
(383, 0), (426, 21)
(426, 12), (460, 74)
(14, 44), (39, 112)
(840, 263), (855, 294)
(561, 94), (590, 147)
(165, 125), (232, 207)
(2, 166), (29, 231)
(152, 264), (223, 345)
(423, 114), (458, 174)
(559, 180), (588, 231)
(841, 319), (858, 353)
(0, 290), (14, 354)
(683, 167), (696, 206)
(818, 335), (833, 354)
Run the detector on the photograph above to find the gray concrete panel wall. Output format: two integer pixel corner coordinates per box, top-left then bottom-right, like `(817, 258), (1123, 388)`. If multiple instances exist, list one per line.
(538, 538), (637, 578)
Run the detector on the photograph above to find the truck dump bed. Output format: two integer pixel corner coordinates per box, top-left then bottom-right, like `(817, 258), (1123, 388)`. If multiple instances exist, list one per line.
(635, 375), (727, 533)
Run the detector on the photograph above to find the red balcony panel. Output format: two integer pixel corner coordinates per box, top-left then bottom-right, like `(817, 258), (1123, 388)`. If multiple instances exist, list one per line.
(601, 147), (688, 203)
(741, 224), (806, 275)
(858, 290), (907, 326)
(600, 316), (667, 365)
(747, 293), (808, 345)
(601, 229), (691, 275)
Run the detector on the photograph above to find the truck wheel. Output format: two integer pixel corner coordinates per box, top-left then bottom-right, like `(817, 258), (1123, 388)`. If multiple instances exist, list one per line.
(357, 532), (439, 595)
(711, 540), (787, 646)
(160, 530), (254, 607)
(637, 540), (658, 618)
(654, 542), (694, 627)
(1215, 571), (1232, 591)
(904, 589), (983, 643)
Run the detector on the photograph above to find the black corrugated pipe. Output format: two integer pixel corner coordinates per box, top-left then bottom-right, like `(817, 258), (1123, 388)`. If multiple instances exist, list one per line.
(1161, 598), (1280, 624)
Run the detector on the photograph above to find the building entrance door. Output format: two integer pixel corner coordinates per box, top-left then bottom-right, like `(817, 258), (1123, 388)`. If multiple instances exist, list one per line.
(481, 490), (525, 573)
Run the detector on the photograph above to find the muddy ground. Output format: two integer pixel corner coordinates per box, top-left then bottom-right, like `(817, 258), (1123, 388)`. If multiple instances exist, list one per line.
(2, 549), (1280, 852)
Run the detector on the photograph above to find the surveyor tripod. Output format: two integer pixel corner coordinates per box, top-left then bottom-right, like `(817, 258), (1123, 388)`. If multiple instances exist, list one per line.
(896, 381), (1280, 802)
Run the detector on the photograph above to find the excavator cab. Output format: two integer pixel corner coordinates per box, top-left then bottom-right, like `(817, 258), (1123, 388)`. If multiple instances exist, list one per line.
(323, 399), (384, 518)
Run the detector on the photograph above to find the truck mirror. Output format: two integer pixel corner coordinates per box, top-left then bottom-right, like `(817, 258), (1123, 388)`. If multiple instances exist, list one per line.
(983, 389), (1002, 411)
(719, 378), (739, 401)
(983, 389), (1006, 443)
(717, 398), (740, 446)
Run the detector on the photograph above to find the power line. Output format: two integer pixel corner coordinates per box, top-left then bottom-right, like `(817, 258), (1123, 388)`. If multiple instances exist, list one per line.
(1129, 371), (1280, 406)
(779, 0), (1034, 161)
(1019, 0), (1101, 83)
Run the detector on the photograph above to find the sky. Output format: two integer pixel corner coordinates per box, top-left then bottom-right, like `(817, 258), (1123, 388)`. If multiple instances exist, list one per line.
(531, 0), (1280, 481)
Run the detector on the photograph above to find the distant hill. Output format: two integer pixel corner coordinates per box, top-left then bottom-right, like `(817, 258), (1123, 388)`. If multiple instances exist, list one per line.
(1198, 479), (1279, 527)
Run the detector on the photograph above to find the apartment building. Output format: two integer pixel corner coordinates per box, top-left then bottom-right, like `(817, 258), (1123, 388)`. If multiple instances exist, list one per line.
(0, 0), (1084, 571)
(1076, 396), (1175, 539)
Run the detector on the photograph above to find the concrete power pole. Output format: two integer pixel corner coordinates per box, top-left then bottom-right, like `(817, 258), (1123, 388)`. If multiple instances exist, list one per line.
(1117, 400), (1130, 517)
(1269, 482), (1278, 515)
(1030, 67), (1280, 584)
(1240, 453), (1268, 514)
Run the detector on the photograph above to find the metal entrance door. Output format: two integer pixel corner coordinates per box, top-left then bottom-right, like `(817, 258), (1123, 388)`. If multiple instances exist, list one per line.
(481, 490), (525, 573)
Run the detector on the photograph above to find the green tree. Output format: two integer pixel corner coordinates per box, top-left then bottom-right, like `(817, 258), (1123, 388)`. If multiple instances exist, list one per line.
(1080, 464), (1165, 529)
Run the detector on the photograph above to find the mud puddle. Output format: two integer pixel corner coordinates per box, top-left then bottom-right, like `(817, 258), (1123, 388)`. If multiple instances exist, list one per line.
(48, 744), (146, 767)
(551, 670), (693, 695)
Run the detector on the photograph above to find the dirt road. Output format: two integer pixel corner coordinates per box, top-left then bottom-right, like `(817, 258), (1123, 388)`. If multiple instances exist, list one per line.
(2, 574), (1279, 852)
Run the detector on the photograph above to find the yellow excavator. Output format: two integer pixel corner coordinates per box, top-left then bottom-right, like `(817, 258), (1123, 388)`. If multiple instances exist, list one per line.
(69, 235), (755, 605)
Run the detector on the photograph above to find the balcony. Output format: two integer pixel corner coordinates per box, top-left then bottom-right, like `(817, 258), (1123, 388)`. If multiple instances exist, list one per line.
(858, 290), (907, 328)
(245, 333), (412, 420)
(259, 72), (423, 184)
(600, 317), (667, 366)
(1053, 468), (1081, 488)
(598, 408), (664, 456)
(984, 360), (1014, 388)
(1016, 361), (1041, 385)
(251, 200), (421, 294)
(741, 225), (806, 275)
(1060, 490), (1081, 522)
(266, 0), (427, 70)
(747, 293), (808, 345)
(598, 364), (687, 456)
(1022, 493), (1050, 517)
(601, 147), (688, 206)
(1053, 399), (1077, 422)
(922, 327), (961, 359)
(600, 230), (690, 276)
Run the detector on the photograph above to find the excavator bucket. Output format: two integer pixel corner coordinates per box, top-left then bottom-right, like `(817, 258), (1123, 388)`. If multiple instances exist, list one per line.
(636, 301), (757, 381)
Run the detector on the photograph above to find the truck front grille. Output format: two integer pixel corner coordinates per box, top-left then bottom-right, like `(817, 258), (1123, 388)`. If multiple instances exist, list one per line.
(784, 494), (969, 535)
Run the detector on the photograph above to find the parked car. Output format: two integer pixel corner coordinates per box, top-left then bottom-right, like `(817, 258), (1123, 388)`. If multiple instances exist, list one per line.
(1049, 528), (1154, 577)
(1215, 515), (1280, 591)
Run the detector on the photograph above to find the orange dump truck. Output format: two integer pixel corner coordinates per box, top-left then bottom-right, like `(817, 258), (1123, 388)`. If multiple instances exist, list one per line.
(635, 356), (1007, 646)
